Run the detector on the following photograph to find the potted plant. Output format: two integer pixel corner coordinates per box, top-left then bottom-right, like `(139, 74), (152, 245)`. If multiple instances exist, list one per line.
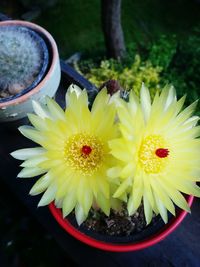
(11, 83), (200, 252)
(0, 20), (61, 123)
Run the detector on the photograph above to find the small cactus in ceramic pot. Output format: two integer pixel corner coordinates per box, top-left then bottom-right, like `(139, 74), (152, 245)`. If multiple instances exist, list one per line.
(0, 25), (49, 101)
(0, 20), (61, 123)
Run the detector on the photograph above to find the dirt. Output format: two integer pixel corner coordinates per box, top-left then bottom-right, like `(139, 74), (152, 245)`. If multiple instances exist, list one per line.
(82, 204), (159, 237)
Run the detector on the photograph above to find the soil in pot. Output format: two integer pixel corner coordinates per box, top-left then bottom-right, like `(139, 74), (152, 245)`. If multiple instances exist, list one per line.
(67, 204), (167, 244)
(0, 25), (49, 102)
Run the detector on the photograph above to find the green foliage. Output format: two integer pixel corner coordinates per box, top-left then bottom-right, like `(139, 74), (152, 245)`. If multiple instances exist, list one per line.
(148, 35), (177, 69)
(162, 27), (200, 107)
(35, 0), (103, 58)
(31, 0), (200, 58)
(77, 26), (200, 114)
(78, 55), (162, 97)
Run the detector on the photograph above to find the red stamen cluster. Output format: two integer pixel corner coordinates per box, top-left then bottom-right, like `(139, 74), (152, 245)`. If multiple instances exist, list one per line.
(82, 145), (92, 155)
(155, 148), (169, 158)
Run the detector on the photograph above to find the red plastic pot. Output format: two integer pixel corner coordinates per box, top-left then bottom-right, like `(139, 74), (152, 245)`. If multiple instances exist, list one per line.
(49, 195), (194, 252)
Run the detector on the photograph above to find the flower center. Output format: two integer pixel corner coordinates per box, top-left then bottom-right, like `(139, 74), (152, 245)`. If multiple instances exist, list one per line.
(139, 135), (169, 173)
(64, 133), (104, 176)
(155, 148), (169, 158)
(82, 145), (92, 155)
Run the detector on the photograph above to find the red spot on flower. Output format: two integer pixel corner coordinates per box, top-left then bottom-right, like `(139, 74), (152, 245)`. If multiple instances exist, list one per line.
(155, 148), (169, 158)
(82, 145), (92, 155)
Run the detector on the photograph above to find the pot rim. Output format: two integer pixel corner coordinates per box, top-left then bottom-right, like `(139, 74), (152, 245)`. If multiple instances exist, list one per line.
(0, 20), (59, 108)
(49, 195), (194, 252)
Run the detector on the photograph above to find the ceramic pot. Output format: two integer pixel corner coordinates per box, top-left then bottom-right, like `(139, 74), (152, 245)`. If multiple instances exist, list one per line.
(49, 195), (194, 252)
(0, 20), (61, 122)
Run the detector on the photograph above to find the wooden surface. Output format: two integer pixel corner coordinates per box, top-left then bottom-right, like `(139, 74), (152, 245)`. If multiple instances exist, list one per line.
(0, 64), (200, 267)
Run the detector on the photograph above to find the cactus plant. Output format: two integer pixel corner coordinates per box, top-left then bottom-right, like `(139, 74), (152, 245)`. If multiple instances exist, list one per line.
(0, 25), (49, 101)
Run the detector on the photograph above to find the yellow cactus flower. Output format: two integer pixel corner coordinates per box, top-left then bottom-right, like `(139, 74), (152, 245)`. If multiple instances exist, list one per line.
(11, 85), (119, 225)
(109, 84), (200, 224)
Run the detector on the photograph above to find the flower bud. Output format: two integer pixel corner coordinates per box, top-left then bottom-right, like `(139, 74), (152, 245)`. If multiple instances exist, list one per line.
(99, 79), (121, 95)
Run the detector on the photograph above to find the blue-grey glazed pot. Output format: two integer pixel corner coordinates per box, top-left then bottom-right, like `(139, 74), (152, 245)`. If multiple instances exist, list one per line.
(0, 20), (61, 122)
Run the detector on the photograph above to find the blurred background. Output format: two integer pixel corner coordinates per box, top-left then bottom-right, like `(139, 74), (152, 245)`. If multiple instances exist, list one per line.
(0, 0), (200, 266)
(1, 0), (200, 104)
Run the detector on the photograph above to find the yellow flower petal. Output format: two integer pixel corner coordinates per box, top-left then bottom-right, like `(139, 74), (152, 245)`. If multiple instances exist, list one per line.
(164, 85), (176, 111)
(154, 194), (168, 223)
(110, 84), (198, 224)
(11, 147), (45, 160)
(65, 84), (82, 106)
(107, 166), (121, 179)
(77, 178), (93, 215)
(127, 174), (143, 215)
(32, 100), (50, 119)
(164, 178), (200, 197)
(28, 113), (48, 131)
(75, 203), (87, 226)
(175, 100), (198, 126)
(96, 193), (110, 216)
(96, 176), (110, 199)
(143, 174), (155, 211)
(143, 192), (153, 224)
(62, 189), (77, 217)
(46, 96), (66, 121)
(159, 180), (190, 212)
(12, 86), (119, 225)
(113, 177), (131, 198)
(19, 126), (44, 144)
(151, 178), (175, 215)
(120, 163), (135, 178)
(20, 156), (47, 168)
(140, 83), (151, 123)
(17, 167), (46, 178)
(109, 139), (132, 162)
(38, 184), (57, 206)
(29, 173), (51, 195)
(91, 88), (109, 115)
